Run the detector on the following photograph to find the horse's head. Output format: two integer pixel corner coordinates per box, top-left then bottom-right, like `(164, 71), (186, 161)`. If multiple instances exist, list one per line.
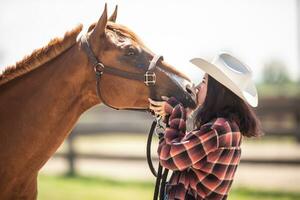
(85, 5), (197, 110)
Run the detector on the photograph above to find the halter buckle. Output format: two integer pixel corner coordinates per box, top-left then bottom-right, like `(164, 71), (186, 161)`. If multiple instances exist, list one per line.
(144, 71), (156, 86)
(94, 63), (105, 76)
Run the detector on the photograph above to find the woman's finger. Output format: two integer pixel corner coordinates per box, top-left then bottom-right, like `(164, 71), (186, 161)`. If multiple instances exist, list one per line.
(149, 104), (165, 115)
(148, 98), (165, 106)
(161, 96), (169, 101)
(157, 110), (166, 116)
(152, 110), (166, 117)
(149, 104), (163, 112)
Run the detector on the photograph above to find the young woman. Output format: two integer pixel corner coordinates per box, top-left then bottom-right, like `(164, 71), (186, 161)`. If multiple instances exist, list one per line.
(148, 53), (262, 200)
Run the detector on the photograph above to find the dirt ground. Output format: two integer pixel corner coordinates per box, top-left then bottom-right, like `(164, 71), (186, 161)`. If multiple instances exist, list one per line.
(41, 157), (300, 192)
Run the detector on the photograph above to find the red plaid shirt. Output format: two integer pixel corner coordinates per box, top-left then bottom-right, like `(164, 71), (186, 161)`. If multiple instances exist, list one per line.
(158, 98), (242, 200)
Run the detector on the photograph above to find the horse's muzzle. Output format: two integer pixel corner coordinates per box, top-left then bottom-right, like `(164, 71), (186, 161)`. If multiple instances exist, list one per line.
(181, 83), (197, 109)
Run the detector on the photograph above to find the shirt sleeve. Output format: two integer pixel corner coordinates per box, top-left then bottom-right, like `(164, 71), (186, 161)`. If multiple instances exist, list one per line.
(157, 102), (219, 171)
(162, 97), (182, 124)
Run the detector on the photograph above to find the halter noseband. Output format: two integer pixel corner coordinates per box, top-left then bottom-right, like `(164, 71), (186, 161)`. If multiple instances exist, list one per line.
(80, 35), (163, 111)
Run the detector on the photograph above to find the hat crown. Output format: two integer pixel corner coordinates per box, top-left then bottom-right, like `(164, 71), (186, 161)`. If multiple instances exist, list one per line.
(218, 53), (252, 75)
(213, 53), (252, 89)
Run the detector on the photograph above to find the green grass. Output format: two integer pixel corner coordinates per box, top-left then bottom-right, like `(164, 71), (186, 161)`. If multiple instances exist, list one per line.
(38, 175), (300, 200)
(38, 175), (153, 200)
(230, 188), (300, 200)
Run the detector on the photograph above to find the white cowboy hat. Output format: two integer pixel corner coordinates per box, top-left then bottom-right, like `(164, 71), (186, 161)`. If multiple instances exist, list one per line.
(190, 52), (258, 107)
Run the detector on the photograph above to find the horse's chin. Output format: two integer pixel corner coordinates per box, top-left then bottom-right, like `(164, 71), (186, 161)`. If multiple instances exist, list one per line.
(182, 97), (197, 109)
(173, 92), (197, 109)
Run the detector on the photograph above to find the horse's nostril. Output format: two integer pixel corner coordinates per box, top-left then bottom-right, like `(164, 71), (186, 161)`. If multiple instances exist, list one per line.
(186, 85), (193, 95)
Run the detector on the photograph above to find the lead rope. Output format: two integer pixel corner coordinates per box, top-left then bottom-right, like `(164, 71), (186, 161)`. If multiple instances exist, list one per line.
(147, 117), (169, 200)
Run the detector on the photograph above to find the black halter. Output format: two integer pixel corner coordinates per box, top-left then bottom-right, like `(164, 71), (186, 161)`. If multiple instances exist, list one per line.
(80, 34), (168, 200)
(80, 34), (163, 111)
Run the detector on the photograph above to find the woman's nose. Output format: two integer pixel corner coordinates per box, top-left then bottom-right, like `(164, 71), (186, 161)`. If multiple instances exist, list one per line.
(195, 83), (202, 92)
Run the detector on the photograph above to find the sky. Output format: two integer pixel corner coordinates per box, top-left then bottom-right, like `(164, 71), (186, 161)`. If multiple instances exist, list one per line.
(0, 0), (298, 83)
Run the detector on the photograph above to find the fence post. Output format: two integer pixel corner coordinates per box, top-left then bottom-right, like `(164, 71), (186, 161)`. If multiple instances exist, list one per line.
(295, 111), (300, 144)
(66, 132), (76, 176)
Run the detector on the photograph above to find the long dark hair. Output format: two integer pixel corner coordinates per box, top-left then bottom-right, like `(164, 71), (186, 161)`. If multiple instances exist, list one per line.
(194, 75), (262, 137)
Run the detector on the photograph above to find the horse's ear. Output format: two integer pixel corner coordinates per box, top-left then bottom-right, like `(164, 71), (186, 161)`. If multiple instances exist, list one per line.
(108, 5), (118, 22)
(94, 3), (108, 36)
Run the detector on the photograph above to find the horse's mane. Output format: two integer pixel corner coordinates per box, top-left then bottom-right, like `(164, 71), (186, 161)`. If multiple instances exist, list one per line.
(0, 24), (83, 86)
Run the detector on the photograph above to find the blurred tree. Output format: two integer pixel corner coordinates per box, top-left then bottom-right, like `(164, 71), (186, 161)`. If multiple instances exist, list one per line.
(262, 60), (291, 85)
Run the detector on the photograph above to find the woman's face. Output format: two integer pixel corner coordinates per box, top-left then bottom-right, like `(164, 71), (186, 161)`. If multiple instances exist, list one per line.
(195, 73), (208, 107)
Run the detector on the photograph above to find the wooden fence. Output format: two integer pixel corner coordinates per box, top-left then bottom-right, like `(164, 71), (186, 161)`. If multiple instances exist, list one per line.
(54, 97), (300, 176)
(255, 97), (300, 141)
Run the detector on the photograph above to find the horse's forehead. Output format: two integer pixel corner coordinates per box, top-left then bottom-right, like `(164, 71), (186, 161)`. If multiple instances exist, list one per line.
(107, 30), (136, 50)
(106, 24), (143, 47)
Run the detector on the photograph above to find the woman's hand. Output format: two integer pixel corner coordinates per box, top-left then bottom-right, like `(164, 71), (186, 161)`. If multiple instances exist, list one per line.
(149, 96), (195, 119)
(148, 96), (171, 118)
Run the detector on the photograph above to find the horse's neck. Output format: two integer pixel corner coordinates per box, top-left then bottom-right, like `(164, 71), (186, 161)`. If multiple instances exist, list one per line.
(0, 42), (99, 197)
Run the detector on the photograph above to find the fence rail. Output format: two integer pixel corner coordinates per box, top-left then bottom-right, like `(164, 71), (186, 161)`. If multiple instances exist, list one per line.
(53, 97), (300, 175)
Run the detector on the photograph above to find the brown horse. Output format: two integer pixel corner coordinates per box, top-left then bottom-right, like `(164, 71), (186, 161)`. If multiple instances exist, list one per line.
(0, 5), (196, 200)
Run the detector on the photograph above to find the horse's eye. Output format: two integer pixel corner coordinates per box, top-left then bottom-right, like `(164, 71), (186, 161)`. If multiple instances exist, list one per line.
(127, 50), (135, 56)
(125, 47), (136, 56)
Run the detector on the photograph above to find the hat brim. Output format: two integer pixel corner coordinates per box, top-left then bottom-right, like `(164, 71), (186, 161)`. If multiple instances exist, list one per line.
(190, 58), (258, 107)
